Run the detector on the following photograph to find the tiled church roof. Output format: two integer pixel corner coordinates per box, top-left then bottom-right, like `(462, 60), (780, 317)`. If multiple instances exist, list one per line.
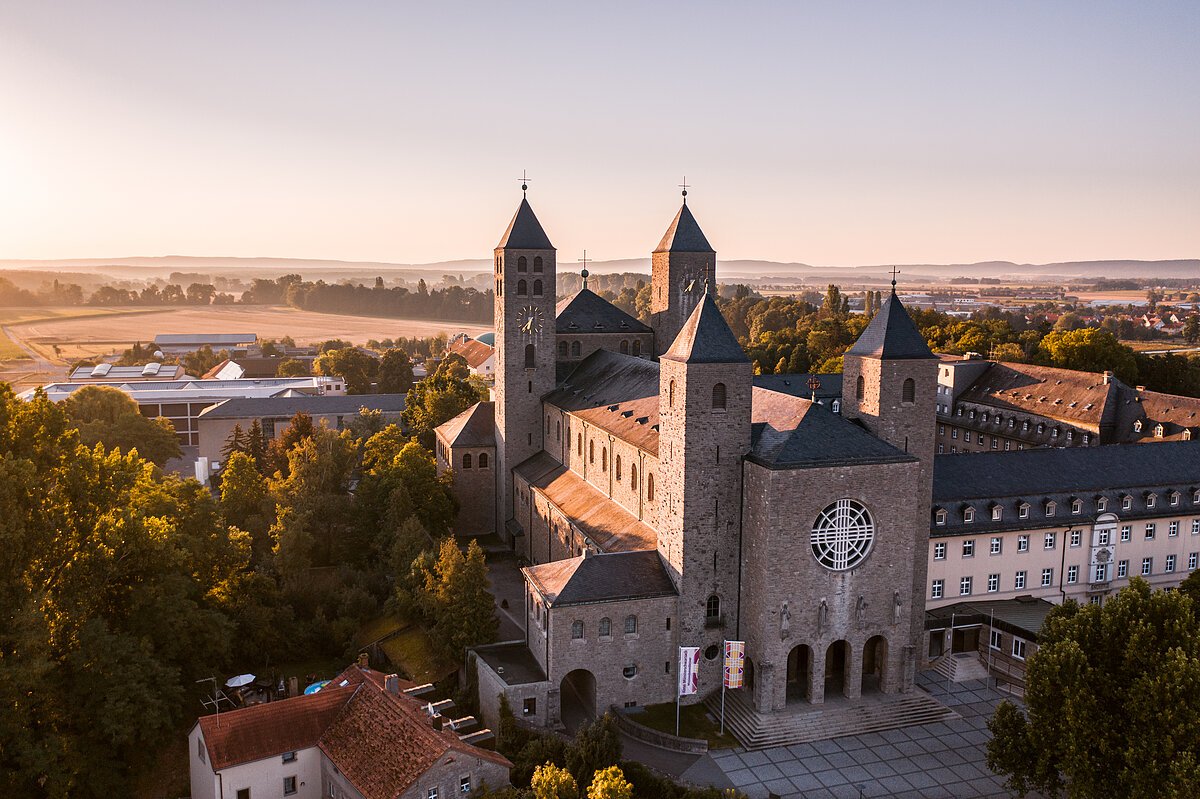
(555, 288), (652, 334)
(497, 197), (553, 250)
(436, 401), (495, 448)
(547, 351), (661, 454)
(654, 203), (714, 253)
(846, 292), (935, 360)
(661, 292), (749, 364)
(524, 550), (676, 607)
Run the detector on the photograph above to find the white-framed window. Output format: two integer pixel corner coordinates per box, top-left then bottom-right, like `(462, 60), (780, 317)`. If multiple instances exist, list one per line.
(1189, 553), (1198, 570)
(1193, 519), (1200, 535)
(990, 629), (1002, 649)
(1012, 639), (1027, 660)
(1142, 557), (1153, 576)
(1067, 565), (1078, 584)
(1096, 563), (1108, 582)
(1097, 497), (1108, 512)
(1070, 530), (1081, 547)
(992, 506), (1003, 521)
(623, 664), (638, 679)
(931, 579), (944, 599)
(1015, 570), (1027, 589)
(952, 429), (958, 439)
(964, 507), (975, 523)
(1118, 560), (1129, 578)
(1041, 568), (1054, 587)
(1098, 529), (1110, 546)
(990, 537), (1002, 555)
(960, 576), (973, 596)
(1166, 554), (1176, 573)
(1121, 525), (1132, 542)
(1170, 491), (1180, 506)
(1017, 535), (1029, 552)
(1122, 495), (1133, 510)
(934, 542), (946, 560)
(965, 431), (972, 443)
(284, 777), (298, 796)
(1019, 503), (1029, 519)
(428, 788), (439, 799)
(1071, 499), (1081, 514)
(1195, 488), (1200, 504)
(461, 776), (472, 794)
(282, 751), (297, 763)
(963, 540), (975, 557)
(1146, 523), (1156, 540)
(1089, 595), (1102, 605)
(1045, 501), (1057, 517)
(987, 574), (999, 592)
(935, 509), (947, 525)
(1044, 532), (1056, 550)
(1169, 521), (1179, 537)
(1147, 493), (1157, 508)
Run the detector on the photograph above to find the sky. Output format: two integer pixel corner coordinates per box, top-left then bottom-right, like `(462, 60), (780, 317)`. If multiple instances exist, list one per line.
(1, 2), (1197, 267)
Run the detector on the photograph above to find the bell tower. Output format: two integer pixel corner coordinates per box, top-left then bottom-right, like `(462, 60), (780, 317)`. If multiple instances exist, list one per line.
(493, 189), (557, 540)
(651, 189), (716, 356)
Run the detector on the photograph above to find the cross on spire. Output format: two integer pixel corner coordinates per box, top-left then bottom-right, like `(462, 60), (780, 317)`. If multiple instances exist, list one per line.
(519, 169), (530, 197)
(579, 250), (590, 289)
(889, 265), (900, 293)
(679, 176), (690, 203)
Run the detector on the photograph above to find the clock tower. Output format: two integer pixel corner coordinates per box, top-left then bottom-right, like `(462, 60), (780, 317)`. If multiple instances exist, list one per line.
(493, 193), (557, 541)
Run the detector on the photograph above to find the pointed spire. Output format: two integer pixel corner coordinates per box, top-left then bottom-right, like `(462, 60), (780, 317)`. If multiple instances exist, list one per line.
(654, 203), (713, 254)
(846, 292), (935, 360)
(497, 197), (553, 250)
(662, 291), (748, 364)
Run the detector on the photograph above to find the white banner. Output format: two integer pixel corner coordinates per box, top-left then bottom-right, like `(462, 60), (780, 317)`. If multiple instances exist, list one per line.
(678, 646), (700, 696)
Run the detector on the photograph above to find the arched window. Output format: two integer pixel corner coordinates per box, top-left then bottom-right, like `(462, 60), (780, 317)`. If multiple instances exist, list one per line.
(533, 279), (543, 297)
(669, 380), (676, 408)
(712, 382), (727, 409)
(478, 452), (488, 468)
(632, 340), (642, 356)
(602, 448), (608, 472)
(706, 595), (721, 620)
(571, 620), (584, 639)
(571, 341), (581, 357)
(624, 615), (638, 634)
(462, 453), (473, 469)
(616, 455), (622, 480)
(517, 256), (528, 273)
(620, 340), (629, 354)
(589, 440), (594, 463)
(558, 341), (568, 357)
(533, 256), (543, 273)
(599, 617), (611, 637)
(856, 375), (865, 400)
(524, 344), (536, 369)
(831, 399), (841, 413)
(631, 464), (638, 489)
(556, 420), (561, 441)
(578, 433), (583, 456)
(902, 377), (915, 404)
(647, 473), (655, 500)
(517, 279), (528, 296)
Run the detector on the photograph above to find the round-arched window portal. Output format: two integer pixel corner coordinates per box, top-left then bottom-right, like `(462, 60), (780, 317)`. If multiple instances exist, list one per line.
(810, 499), (875, 571)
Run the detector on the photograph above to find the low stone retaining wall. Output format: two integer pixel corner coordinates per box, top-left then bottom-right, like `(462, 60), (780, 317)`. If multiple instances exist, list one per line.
(611, 706), (709, 754)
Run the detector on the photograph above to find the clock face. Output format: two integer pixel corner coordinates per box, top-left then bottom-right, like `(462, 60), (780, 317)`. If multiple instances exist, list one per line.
(518, 305), (545, 336)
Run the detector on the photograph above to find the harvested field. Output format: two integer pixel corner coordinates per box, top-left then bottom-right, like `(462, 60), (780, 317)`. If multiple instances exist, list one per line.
(5, 304), (490, 362)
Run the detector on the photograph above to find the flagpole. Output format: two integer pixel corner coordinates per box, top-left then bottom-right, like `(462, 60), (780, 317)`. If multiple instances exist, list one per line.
(720, 640), (727, 736)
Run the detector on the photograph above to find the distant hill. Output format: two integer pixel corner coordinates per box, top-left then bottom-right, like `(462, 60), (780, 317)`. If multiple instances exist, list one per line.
(1, 255), (1196, 283)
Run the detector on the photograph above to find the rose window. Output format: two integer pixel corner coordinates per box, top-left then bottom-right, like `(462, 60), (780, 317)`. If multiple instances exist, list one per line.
(811, 499), (875, 571)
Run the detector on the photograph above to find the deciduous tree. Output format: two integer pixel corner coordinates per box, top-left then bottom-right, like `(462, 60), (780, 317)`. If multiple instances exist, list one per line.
(61, 384), (181, 466)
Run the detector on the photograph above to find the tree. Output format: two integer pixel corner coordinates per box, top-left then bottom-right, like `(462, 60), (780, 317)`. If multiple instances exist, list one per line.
(221, 422), (248, 461)
(986, 579), (1200, 798)
(276, 358), (311, 377)
(1184, 315), (1200, 345)
(61, 385), (181, 466)
(246, 419), (268, 467)
(586, 766), (632, 799)
(566, 713), (623, 791)
(532, 763), (578, 799)
(403, 353), (490, 447)
(377, 348), (416, 394)
(418, 538), (498, 660)
(315, 347), (379, 394)
(220, 451), (273, 559)
(267, 411), (316, 477)
(1036, 328), (1138, 384)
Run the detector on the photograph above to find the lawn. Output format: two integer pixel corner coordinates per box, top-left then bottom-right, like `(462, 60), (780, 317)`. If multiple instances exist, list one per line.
(0, 306), (163, 362)
(630, 701), (740, 749)
(378, 623), (455, 684)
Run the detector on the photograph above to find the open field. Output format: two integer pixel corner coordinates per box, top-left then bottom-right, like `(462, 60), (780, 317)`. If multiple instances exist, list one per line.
(4, 304), (490, 363)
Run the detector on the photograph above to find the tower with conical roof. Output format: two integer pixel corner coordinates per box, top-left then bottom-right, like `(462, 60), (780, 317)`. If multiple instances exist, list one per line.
(650, 197), (716, 357)
(493, 194), (557, 540)
(657, 290), (752, 701)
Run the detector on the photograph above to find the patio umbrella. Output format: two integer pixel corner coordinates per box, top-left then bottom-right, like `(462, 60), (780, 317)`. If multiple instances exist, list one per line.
(304, 680), (330, 695)
(225, 674), (256, 688)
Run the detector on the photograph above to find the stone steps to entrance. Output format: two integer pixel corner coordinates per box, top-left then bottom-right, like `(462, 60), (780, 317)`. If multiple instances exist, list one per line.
(932, 652), (991, 683)
(706, 689), (958, 751)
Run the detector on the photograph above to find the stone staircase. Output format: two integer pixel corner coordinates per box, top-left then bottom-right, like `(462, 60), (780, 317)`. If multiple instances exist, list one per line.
(706, 688), (958, 751)
(932, 652), (991, 683)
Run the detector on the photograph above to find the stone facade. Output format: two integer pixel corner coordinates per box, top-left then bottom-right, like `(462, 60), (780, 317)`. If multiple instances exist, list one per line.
(650, 247), (713, 357)
(557, 331), (654, 364)
(435, 436), (496, 537)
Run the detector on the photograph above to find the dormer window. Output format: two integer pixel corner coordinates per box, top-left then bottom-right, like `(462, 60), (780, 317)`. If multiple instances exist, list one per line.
(981, 412), (988, 423)
(970, 410), (977, 420)
(964, 507), (975, 523)
(1019, 503), (1030, 519)
(1122, 495), (1133, 510)
(1146, 493), (1157, 508)
(1071, 499), (1082, 514)
(831, 399), (841, 413)
(1037, 423), (1046, 435)
(1045, 500), (1057, 517)
(1066, 430), (1073, 443)
(1170, 491), (1180, 506)
(1134, 419), (1143, 433)
(1154, 424), (1164, 438)
(1051, 427), (1059, 439)
(991, 505), (1003, 521)
(1097, 497), (1108, 512)
(1194, 488), (1200, 504)
(935, 509), (947, 526)
(1083, 434), (1090, 444)
(1022, 420), (1030, 432)
(1008, 418), (1015, 428)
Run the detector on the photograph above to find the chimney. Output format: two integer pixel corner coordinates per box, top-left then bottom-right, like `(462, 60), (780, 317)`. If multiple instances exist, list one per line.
(1103, 371), (1114, 385)
(357, 652), (369, 670)
(431, 714), (446, 731)
(384, 674), (400, 695)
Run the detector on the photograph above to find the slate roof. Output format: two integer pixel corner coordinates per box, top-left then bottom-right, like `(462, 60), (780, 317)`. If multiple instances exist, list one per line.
(753, 373), (844, 402)
(661, 292), (749, 364)
(749, 388), (915, 469)
(956, 362), (1122, 435)
(513, 451), (657, 552)
(436, 401), (496, 448)
(927, 597), (1056, 639)
(546, 351), (661, 454)
(523, 550), (677, 607)
(496, 197), (553, 250)
(555, 288), (652, 334)
(845, 292), (935, 360)
(655, 203), (714, 253)
(198, 394), (407, 420)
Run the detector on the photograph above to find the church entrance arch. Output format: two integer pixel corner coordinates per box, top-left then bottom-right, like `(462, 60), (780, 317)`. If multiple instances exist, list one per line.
(786, 644), (813, 703)
(559, 669), (597, 734)
(861, 635), (888, 695)
(824, 640), (851, 699)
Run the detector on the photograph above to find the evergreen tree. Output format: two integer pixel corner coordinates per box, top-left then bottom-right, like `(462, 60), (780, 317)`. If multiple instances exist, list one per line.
(566, 713), (623, 791)
(246, 419), (268, 468)
(221, 423), (248, 462)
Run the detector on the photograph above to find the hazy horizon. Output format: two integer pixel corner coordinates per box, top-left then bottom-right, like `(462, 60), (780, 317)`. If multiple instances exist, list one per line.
(2, 2), (1197, 265)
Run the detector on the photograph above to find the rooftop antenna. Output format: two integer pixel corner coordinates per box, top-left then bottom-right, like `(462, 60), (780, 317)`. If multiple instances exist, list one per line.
(679, 176), (690, 204)
(890, 266), (900, 294)
(579, 250), (590, 290)
(197, 676), (232, 728)
(519, 169), (530, 197)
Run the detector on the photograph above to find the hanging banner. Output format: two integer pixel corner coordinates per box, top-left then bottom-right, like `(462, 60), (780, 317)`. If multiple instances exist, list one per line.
(723, 641), (745, 689)
(678, 646), (701, 696)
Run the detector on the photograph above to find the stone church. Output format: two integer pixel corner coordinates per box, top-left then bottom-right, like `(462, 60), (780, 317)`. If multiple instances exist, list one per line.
(438, 194), (937, 729)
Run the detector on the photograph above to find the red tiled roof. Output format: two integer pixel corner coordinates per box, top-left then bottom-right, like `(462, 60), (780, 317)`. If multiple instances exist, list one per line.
(198, 685), (356, 770)
(449, 338), (494, 369)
